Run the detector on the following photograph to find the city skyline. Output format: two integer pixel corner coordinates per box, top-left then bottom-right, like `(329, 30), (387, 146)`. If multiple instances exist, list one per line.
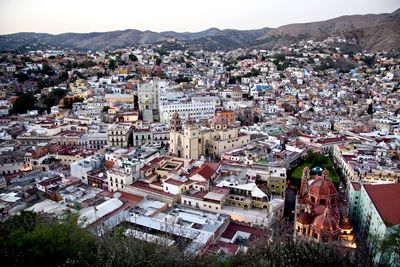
(0, 0), (399, 34)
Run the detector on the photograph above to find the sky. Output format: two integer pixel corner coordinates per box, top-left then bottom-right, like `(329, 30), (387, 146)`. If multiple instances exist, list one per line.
(0, 0), (399, 34)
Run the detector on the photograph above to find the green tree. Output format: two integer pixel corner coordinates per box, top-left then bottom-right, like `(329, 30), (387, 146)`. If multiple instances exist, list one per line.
(108, 59), (116, 70)
(155, 57), (162, 66)
(12, 92), (36, 114)
(40, 64), (54, 75)
(41, 88), (68, 112)
(378, 228), (400, 265)
(363, 55), (375, 67)
(103, 106), (110, 113)
(367, 103), (374, 115)
(63, 96), (84, 109)
(129, 54), (138, 61)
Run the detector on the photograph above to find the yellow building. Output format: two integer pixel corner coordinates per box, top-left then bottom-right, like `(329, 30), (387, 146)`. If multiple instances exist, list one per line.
(169, 113), (250, 160)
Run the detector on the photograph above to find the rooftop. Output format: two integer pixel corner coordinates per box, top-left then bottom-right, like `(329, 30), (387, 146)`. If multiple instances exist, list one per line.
(364, 183), (400, 227)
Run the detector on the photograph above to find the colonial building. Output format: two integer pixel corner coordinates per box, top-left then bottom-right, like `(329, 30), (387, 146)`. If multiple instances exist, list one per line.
(138, 81), (164, 122)
(348, 182), (400, 265)
(294, 167), (355, 247)
(159, 96), (217, 124)
(169, 113), (250, 160)
(107, 123), (133, 148)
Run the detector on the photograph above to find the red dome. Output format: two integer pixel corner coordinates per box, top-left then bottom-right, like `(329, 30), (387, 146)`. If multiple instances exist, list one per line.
(309, 177), (337, 197)
(312, 208), (339, 232)
(297, 212), (314, 225)
(314, 205), (326, 216)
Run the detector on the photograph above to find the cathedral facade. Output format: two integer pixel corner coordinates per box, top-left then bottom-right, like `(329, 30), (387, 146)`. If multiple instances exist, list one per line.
(169, 113), (250, 160)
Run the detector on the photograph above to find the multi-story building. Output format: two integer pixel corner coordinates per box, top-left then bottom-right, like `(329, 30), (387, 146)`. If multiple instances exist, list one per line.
(138, 81), (165, 122)
(348, 182), (400, 266)
(169, 113), (250, 160)
(159, 96), (218, 124)
(333, 144), (400, 186)
(132, 128), (153, 147)
(80, 132), (108, 149)
(107, 163), (136, 192)
(70, 155), (104, 183)
(107, 123), (133, 148)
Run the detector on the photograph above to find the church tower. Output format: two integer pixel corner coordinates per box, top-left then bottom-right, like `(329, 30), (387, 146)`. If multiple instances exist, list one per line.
(170, 112), (182, 132)
(300, 167), (310, 195)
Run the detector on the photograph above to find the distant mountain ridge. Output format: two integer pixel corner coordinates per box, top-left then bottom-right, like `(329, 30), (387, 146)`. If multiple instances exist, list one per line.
(0, 8), (399, 52)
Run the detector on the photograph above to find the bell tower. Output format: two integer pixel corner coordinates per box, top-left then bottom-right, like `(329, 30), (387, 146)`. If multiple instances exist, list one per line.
(300, 167), (310, 195)
(170, 112), (182, 132)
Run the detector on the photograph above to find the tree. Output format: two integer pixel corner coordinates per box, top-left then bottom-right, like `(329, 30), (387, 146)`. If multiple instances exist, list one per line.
(129, 54), (138, 61)
(363, 55), (375, 67)
(155, 57), (162, 66)
(0, 212), (373, 267)
(0, 212), (96, 267)
(378, 228), (400, 265)
(367, 103), (374, 115)
(228, 77), (237, 84)
(63, 96), (84, 109)
(41, 88), (68, 112)
(12, 92), (36, 114)
(103, 106), (110, 113)
(40, 64), (54, 75)
(108, 59), (116, 70)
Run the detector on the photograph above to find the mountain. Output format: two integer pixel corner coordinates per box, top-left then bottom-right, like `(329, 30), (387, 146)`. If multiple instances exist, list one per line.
(256, 9), (400, 52)
(0, 27), (271, 51)
(257, 14), (387, 40)
(345, 8), (400, 52)
(0, 9), (399, 52)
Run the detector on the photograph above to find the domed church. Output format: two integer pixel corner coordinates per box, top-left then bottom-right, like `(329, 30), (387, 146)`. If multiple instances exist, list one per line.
(294, 167), (356, 247)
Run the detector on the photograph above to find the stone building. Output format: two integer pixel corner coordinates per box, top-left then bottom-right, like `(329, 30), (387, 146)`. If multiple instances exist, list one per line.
(169, 113), (250, 160)
(294, 167), (355, 247)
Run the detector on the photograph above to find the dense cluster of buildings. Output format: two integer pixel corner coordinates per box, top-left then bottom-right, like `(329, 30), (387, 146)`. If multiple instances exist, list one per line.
(0, 36), (399, 263)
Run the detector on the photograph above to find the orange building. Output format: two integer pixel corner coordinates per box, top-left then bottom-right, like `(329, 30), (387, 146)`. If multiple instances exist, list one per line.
(216, 110), (235, 123)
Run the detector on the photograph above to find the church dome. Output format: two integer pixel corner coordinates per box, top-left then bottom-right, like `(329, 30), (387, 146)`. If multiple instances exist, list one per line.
(171, 112), (180, 119)
(297, 212), (314, 225)
(312, 207), (339, 232)
(309, 175), (337, 197)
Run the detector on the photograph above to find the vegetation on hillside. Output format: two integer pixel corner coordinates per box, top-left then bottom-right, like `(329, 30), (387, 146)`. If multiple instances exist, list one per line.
(0, 211), (383, 267)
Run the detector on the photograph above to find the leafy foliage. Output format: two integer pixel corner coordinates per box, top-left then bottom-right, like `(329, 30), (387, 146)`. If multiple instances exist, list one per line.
(63, 96), (84, 109)
(0, 212), (380, 267)
(12, 92), (36, 114)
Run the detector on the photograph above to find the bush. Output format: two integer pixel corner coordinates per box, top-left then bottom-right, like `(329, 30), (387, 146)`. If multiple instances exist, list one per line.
(12, 92), (36, 114)
(0, 212), (377, 267)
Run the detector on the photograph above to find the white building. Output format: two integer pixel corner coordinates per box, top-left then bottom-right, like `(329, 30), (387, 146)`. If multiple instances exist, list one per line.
(70, 155), (104, 183)
(138, 80), (165, 122)
(107, 158), (141, 192)
(159, 96), (217, 124)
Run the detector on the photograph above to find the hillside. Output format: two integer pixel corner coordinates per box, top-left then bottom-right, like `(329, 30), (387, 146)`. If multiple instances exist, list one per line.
(0, 9), (399, 52)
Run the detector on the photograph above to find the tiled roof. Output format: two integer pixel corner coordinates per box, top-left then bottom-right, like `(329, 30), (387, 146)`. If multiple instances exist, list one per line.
(364, 183), (400, 226)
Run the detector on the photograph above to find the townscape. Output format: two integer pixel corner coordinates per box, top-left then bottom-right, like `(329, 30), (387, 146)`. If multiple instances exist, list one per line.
(0, 6), (400, 267)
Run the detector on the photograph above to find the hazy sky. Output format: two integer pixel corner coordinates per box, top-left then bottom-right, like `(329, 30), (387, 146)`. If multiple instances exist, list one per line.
(0, 0), (399, 34)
